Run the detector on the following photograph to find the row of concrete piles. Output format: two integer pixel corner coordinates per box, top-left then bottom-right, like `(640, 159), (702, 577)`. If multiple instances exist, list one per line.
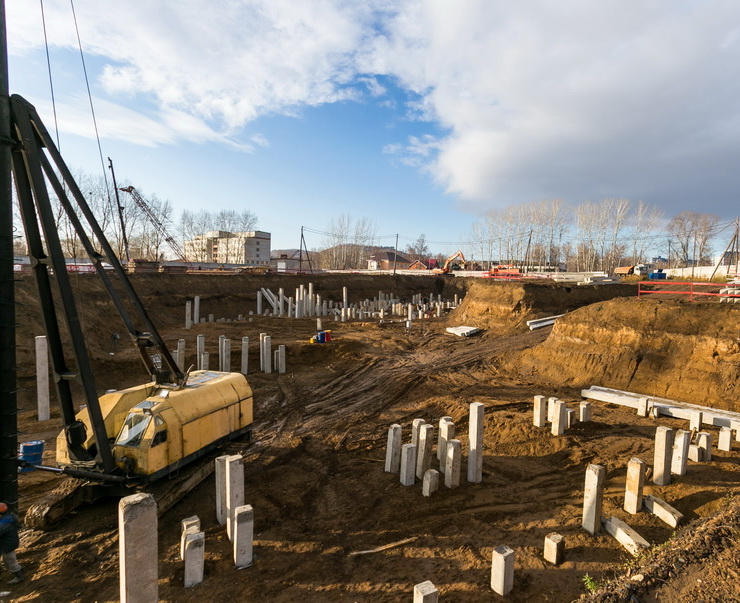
(172, 332), (286, 375)
(185, 289), (462, 326)
(118, 454), (254, 601)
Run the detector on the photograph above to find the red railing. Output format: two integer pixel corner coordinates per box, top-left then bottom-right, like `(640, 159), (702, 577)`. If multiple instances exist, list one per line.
(637, 281), (740, 301)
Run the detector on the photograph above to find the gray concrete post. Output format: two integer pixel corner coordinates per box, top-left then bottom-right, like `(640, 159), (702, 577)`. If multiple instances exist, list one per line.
(416, 424), (435, 479)
(582, 464), (605, 534)
(384, 424), (402, 473)
(551, 400), (567, 436)
(223, 338), (231, 372)
(193, 295), (200, 324)
(215, 455), (229, 524)
(547, 396), (558, 422)
(234, 504), (254, 569)
(579, 401), (592, 422)
(566, 408), (576, 429)
(218, 334), (226, 372)
(544, 533), (564, 565)
(35, 335), (50, 421)
(653, 426), (675, 485)
(624, 457), (646, 514)
(278, 345), (286, 374)
(200, 352), (209, 370)
(490, 545), (514, 596)
(226, 455), (245, 541)
(689, 410), (703, 432)
(671, 429), (691, 476)
(468, 402), (485, 483)
(533, 395), (546, 427)
(718, 426), (732, 452)
(697, 432), (712, 461)
(241, 337), (249, 374)
(422, 469), (439, 497)
(413, 580), (439, 602)
(183, 531), (205, 588)
(185, 301), (192, 330)
(263, 335), (272, 373)
(177, 339), (186, 371)
(445, 439), (462, 488)
(437, 416), (453, 460)
(119, 493), (158, 603)
(278, 288), (284, 316)
(257, 290), (263, 315)
(400, 444), (417, 486)
(637, 396), (650, 417)
(343, 286), (348, 309)
(438, 420), (455, 473)
(180, 515), (200, 559)
(411, 418), (426, 449)
(196, 334), (205, 370)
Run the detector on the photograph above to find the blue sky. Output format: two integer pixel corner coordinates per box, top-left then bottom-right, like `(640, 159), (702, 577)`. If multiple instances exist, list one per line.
(7, 1), (740, 254)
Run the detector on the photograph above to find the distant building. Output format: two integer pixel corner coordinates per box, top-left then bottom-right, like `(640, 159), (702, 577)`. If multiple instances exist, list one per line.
(367, 251), (411, 270)
(184, 230), (271, 266)
(270, 249), (313, 272)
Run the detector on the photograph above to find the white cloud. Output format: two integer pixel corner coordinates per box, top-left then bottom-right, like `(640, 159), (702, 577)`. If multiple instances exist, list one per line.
(9, 0), (740, 212)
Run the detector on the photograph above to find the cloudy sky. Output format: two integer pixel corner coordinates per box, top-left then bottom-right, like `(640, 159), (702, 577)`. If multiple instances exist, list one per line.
(6, 1), (740, 252)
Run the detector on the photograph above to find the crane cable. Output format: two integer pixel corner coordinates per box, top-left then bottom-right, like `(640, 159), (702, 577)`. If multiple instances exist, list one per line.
(69, 0), (113, 206)
(39, 0), (60, 150)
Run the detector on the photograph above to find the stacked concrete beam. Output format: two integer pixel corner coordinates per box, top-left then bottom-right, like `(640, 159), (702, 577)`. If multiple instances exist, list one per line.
(119, 493), (158, 603)
(582, 464), (605, 534)
(35, 335), (50, 422)
(468, 402), (485, 483)
(624, 458), (646, 514)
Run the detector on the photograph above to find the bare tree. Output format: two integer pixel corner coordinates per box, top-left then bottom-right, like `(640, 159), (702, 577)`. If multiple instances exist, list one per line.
(405, 234), (429, 261)
(667, 211), (720, 266)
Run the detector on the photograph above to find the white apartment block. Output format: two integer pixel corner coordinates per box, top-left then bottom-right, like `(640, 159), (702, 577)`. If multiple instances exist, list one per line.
(184, 230), (271, 266)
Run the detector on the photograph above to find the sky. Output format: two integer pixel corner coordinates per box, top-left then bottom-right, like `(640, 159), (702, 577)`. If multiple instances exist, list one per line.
(6, 0), (740, 255)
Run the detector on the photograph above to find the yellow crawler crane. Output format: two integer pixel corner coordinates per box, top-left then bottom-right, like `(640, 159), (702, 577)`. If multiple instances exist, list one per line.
(9, 94), (255, 527)
(56, 371), (253, 480)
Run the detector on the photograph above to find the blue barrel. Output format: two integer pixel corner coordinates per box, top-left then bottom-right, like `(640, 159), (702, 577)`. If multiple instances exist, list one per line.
(317, 331), (326, 343)
(18, 440), (44, 472)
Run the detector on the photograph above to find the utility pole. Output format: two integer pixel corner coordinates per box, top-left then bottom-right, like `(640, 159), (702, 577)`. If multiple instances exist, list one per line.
(392, 233), (398, 275)
(0, 0), (19, 511)
(298, 226), (303, 273)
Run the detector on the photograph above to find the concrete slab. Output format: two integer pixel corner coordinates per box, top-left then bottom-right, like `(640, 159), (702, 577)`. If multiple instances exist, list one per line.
(643, 494), (683, 528)
(602, 516), (650, 557)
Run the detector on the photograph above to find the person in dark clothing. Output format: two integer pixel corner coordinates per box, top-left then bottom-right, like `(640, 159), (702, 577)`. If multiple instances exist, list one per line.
(0, 502), (24, 584)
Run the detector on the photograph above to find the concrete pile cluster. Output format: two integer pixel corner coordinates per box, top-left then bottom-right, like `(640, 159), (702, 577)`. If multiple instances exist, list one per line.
(173, 333), (285, 375)
(537, 393), (739, 563)
(185, 288), (461, 327)
(118, 454), (253, 601)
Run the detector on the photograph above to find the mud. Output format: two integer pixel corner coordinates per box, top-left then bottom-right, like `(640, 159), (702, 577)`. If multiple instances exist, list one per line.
(4, 276), (740, 602)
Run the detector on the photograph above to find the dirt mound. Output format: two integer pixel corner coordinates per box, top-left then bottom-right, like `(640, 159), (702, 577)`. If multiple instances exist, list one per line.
(448, 280), (636, 330)
(506, 297), (740, 409)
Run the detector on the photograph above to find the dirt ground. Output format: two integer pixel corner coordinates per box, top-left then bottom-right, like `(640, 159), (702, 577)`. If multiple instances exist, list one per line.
(3, 276), (740, 601)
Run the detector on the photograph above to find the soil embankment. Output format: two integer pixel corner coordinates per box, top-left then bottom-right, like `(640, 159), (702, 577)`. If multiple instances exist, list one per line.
(448, 280), (636, 330)
(507, 297), (740, 409)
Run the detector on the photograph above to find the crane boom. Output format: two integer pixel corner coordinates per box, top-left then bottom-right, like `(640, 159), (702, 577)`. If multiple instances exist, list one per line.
(119, 186), (189, 264)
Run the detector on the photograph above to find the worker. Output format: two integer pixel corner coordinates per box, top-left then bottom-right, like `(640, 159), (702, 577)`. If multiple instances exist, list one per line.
(0, 502), (24, 584)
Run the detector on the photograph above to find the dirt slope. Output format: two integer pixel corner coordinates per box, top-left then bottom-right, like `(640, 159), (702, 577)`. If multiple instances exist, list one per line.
(448, 280), (636, 330)
(508, 297), (740, 409)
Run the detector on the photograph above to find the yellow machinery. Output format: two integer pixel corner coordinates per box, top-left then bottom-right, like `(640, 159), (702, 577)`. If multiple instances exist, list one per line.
(56, 371), (253, 480)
